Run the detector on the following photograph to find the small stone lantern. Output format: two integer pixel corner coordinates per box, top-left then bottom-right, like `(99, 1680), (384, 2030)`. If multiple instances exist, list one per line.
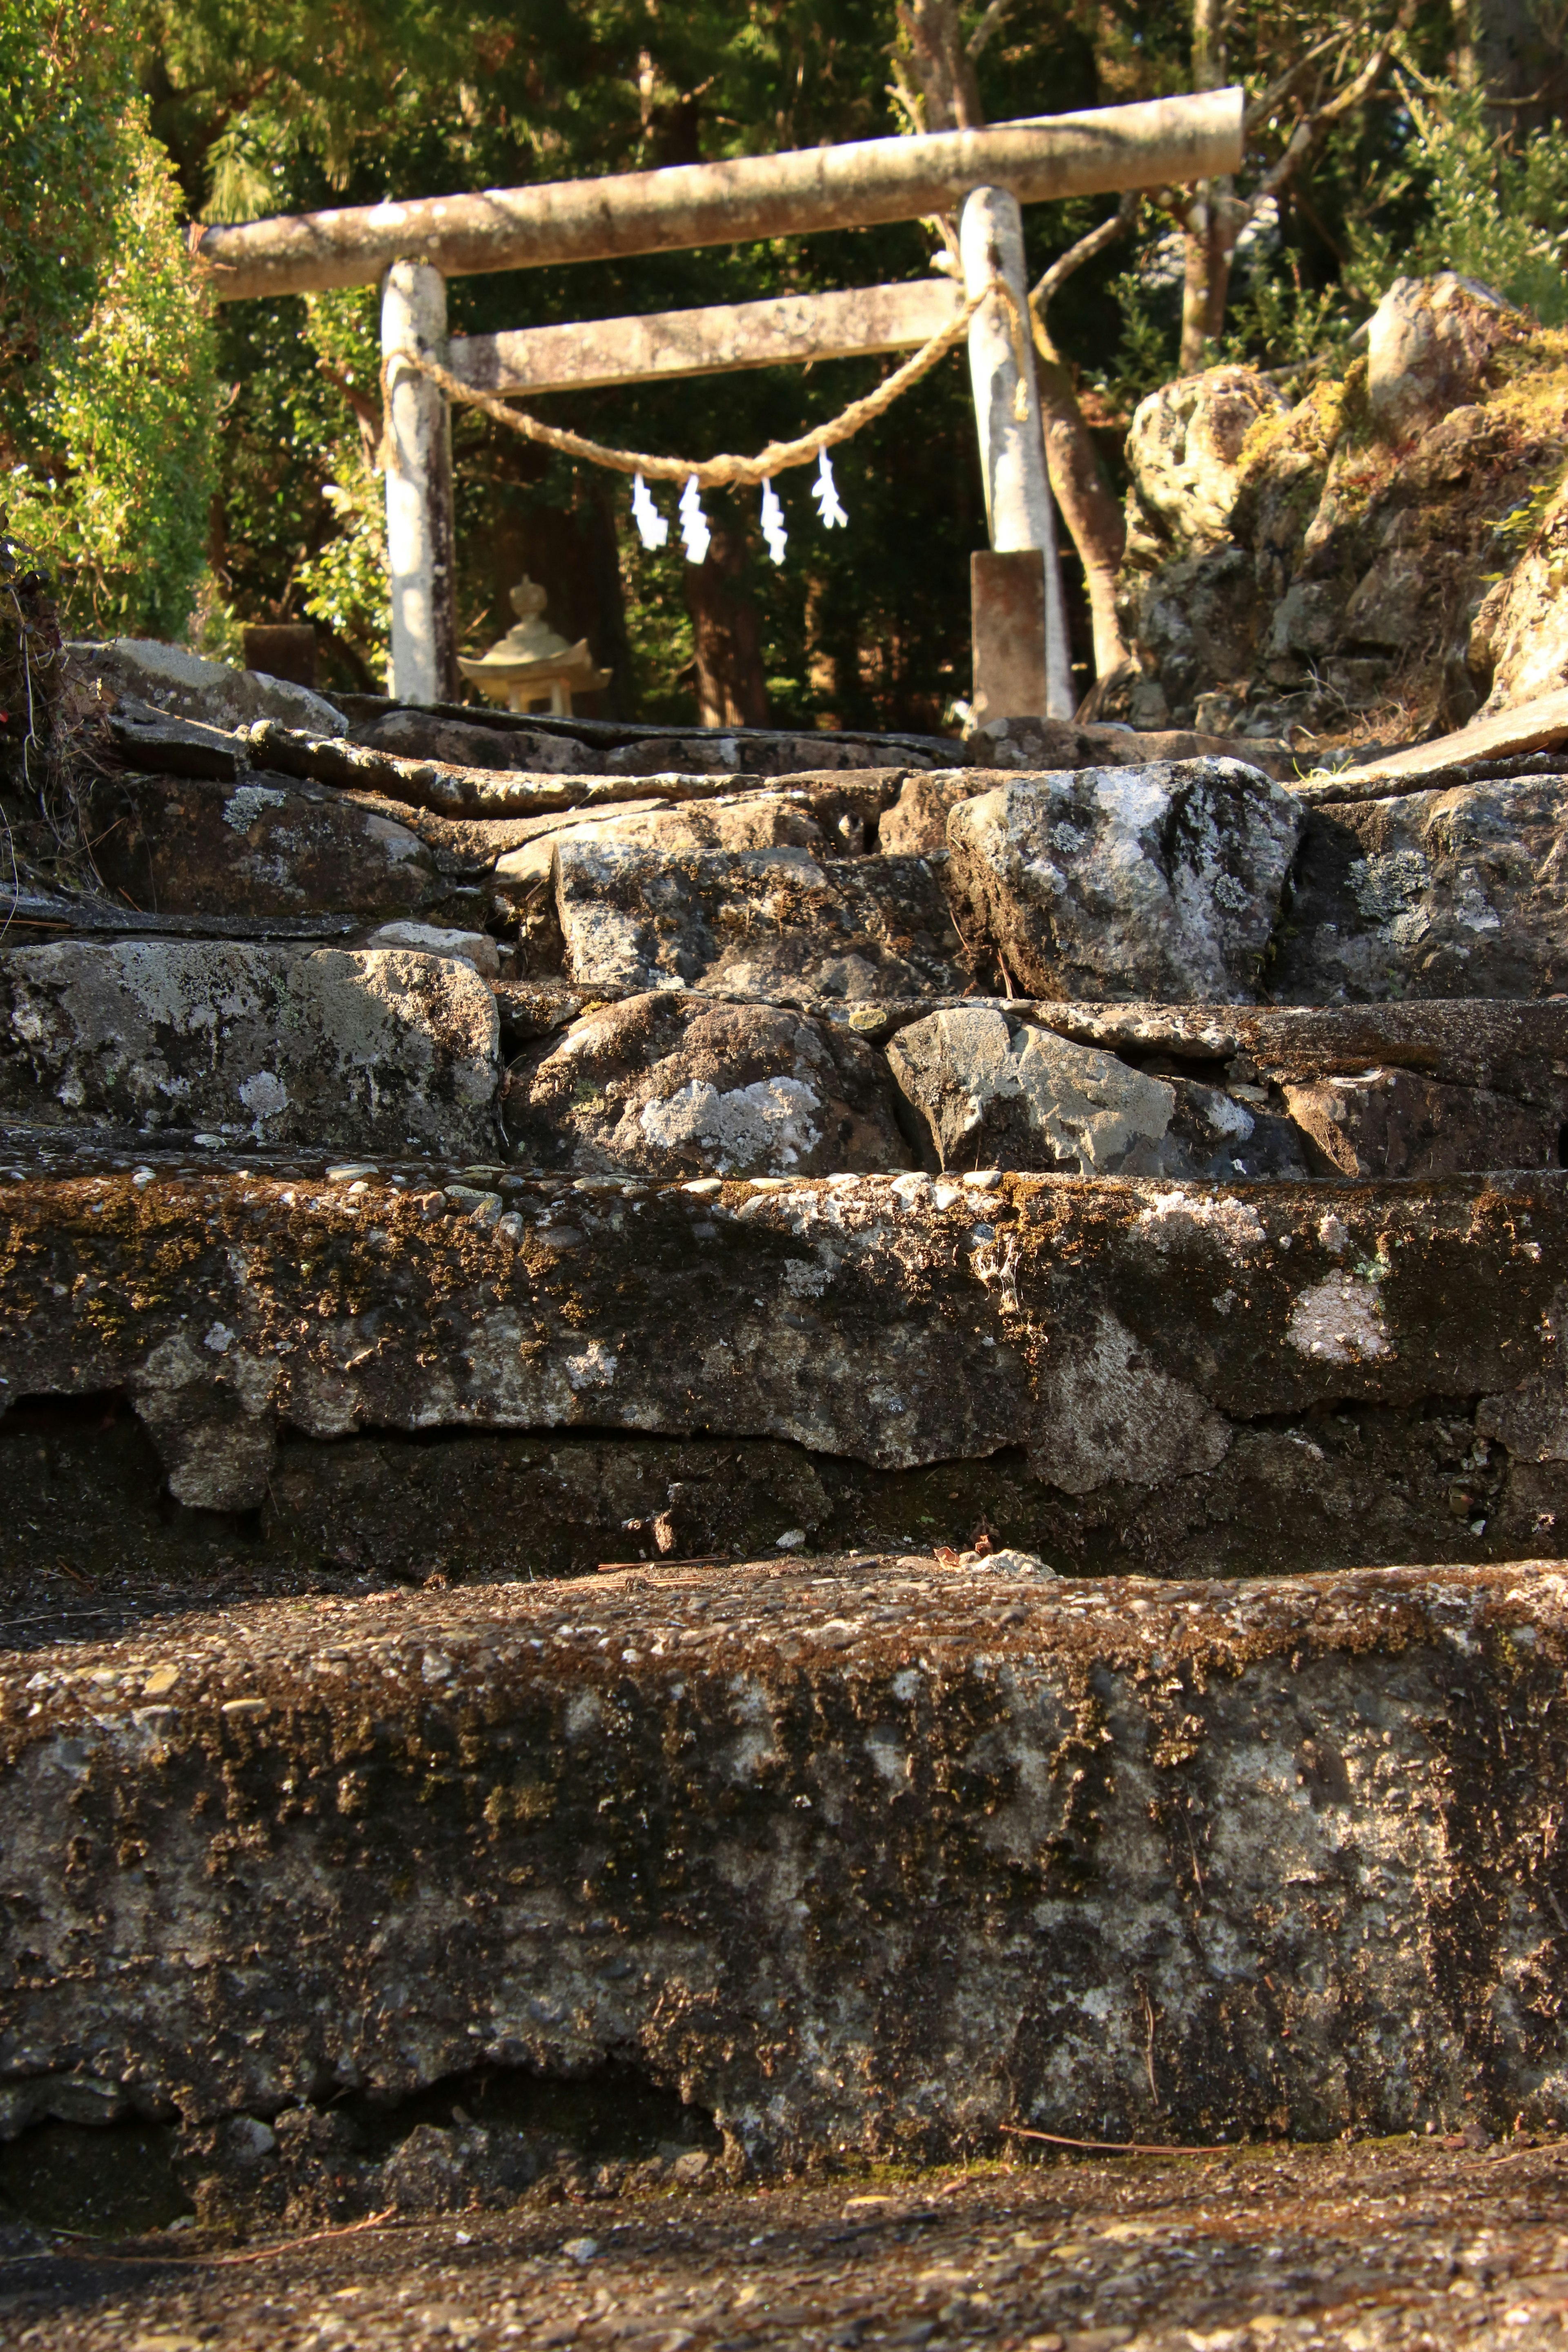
(457, 578), (612, 715)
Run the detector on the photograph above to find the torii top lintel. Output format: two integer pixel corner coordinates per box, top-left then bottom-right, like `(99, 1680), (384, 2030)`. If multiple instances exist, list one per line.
(196, 89), (1243, 303)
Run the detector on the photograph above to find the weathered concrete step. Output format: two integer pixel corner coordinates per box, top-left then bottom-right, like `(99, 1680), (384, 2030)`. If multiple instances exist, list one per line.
(2, 1159), (1566, 1556)
(4, 1558), (1566, 2179)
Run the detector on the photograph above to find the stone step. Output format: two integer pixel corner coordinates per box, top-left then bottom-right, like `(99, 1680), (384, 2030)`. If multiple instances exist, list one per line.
(66, 729), (1568, 1014)
(8, 937), (1567, 1180)
(78, 765), (488, 926)
(2, 1156), (1564, 1577)
(2, 1557), (1564, 2194)
(1, 940), (503, 1158)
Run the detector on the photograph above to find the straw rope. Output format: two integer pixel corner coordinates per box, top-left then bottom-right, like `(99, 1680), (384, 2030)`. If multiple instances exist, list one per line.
(377, 272), (1033, 486)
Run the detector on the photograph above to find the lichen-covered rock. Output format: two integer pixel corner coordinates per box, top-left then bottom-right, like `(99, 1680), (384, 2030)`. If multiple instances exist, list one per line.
(944, 760), (1303, 1003)
(0, 941), (501, 1154)
(881, 732), (1293, 855)
(356, 709), (590, 772)
(554, 844), (967, 997)
(887, 1007), (1306, 1178)
(1125, 367), (1287, 551)
(1275, 774), (1568, 1001)
(366, 921), (500, 976)
(495, 793), (824, 893)
(1469, 476), (1568, 715)
(1018, 995), (1568, 1107)
(7, 1562), (1568, 2165)
(1282, 1065), (1559, 1178)
(502, 992), (912, 1177)
(1366, 272), (1523, 437)
(80, 768), (454, 920)
(66, 638), (349, 738)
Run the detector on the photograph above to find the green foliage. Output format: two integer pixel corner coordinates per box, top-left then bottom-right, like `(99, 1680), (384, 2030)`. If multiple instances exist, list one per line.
(1, 0), (217, 639)
(294, 287), (388, 679)
(0, 0), (131, 372)
(1221, 274), (1354, 375)
(1352, 78), (1568, 321)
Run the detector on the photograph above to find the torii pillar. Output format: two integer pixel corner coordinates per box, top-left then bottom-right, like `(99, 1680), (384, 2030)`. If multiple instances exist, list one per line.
(381, 259), (459, 705)
(960, 186), (1075, 723)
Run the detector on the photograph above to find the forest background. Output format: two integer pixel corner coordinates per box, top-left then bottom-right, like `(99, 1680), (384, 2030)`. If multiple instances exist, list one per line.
(4, 0), (1568, 733)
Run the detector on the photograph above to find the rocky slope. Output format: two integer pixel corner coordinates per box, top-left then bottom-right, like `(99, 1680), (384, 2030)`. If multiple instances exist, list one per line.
(1117, 273), (1568, 751)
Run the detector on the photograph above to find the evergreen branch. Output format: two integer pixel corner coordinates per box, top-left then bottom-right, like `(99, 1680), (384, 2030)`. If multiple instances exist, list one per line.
(1251, 0), (1418, 212)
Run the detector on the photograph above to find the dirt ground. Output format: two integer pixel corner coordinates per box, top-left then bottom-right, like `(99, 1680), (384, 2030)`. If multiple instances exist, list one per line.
(4, 2136), (1568, 2351)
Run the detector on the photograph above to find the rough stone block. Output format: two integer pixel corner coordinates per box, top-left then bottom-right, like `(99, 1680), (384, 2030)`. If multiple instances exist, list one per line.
(81, 769), (450, 920)
(1276, 775), (1568, 1001)
(5, 1561), (1568, 2166)
(1283, 1065), (1560, 1178)
(945, 760), (1304, 1002)
(503, 991), (912, 1177)
(960, 715), (1290, 776)
(1366, 271), (1522, 437)
(494, 793), (824, 894)
(67, 638), (348, 737)
(887, 1006), (1306, 1178)
(357, 709), (592, 772)
(0, 941), (500, 1155)
(367, 922), (501, 977)
(554, 844), (967, 997)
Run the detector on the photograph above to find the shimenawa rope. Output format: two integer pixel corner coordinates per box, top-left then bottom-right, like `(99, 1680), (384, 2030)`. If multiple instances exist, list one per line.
(376, 272), (1033, 486)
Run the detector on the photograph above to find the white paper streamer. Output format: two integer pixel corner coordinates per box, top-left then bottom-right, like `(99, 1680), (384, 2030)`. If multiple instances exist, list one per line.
(759, 478), (788, 565)
(678, 474), (712, 565)
(631, 472), (668, 550)
(812, 449), (847, 530)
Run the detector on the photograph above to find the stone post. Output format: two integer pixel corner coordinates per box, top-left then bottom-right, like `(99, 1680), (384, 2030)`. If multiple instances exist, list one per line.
(959, 185), (1074, 720)
(381, 259), (458, 705)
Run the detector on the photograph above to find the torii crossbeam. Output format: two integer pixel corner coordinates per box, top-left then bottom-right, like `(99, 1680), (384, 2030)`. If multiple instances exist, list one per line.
(197, 90), (1243, 718)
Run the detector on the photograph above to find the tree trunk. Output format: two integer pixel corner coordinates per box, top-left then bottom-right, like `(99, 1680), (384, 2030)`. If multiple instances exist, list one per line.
(685, 522), (770, 728)
(1031, 344), (1128, 680)
(894, 0), (984, 132)
(1179, 0), (1237, 373)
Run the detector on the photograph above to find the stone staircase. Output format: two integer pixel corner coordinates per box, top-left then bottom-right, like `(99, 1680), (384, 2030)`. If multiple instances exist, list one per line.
(3, 642), (1568, 2240)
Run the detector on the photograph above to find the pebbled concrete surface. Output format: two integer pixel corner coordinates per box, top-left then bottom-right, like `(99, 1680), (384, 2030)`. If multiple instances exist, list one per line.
(4, 2138), (1568, 2351)
(4, 1559), (1568, 2171)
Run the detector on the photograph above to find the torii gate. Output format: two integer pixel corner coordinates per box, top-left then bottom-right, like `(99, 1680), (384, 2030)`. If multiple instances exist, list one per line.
(197, 90), (1242, 722)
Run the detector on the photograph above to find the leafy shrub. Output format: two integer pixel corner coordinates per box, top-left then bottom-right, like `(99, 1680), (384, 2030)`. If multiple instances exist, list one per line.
(0, 0), (217, 639)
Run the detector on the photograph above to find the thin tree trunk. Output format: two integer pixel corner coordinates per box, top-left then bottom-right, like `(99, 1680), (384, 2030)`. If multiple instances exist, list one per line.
(1179, 0), (1237, 373)
(685, 523), (769, 728)
(1031, 341), (1128, 680)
